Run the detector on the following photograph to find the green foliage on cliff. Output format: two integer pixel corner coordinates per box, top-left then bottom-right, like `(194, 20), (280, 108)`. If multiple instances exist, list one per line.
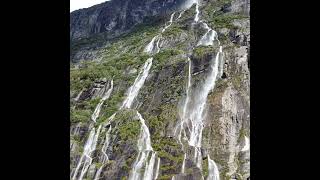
(193, 45), (214, 58)
(70, 109), (91, 123)
(113, 110), (141, 142)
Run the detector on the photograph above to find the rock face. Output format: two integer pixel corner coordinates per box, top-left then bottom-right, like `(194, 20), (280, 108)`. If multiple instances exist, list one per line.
(70, 0), (250, 180)
(70, 0), (186, 41)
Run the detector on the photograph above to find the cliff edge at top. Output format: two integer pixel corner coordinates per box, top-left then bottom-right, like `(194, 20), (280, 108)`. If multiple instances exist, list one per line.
(70, 0), (187, 41)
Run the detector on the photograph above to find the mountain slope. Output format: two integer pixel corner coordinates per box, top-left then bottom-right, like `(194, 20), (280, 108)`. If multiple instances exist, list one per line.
(70, 0), (250, 180)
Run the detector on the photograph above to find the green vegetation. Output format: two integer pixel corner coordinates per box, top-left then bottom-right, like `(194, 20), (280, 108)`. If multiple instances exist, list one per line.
(70, 109), (91, 123)
(193, 45), (214, 59)
(209, 14), (248, 29)
(202, 157), (209, 177)
(162, 25), (183, 37)
(113, 109), (141, 142)
(158, 174), (174, 180)
(153, 49), (184, 70)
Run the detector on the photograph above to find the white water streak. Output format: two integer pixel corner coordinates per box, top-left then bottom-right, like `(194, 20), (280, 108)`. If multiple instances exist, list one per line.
(136, 111), (153, 151)
(174, 58), (192, 145)
(162, 12), (176, 33)
(241, 136), (250, 152)
(155, 36), (161, 53)
(74, 90), (83, 101)
(177, 10), (185, 20)
(194, 1), (199, 22)
(72, 125), (102, 180)
(188, 46), (221, 147)
(94, 125), (112, 180)
(181, 153), (187, 173)
(129, 111), (157, 180)
(143, 152), (157, 180)
(144, 35), (159, 54)
(218, 46), (224, 78)
(197, 23), (218, 47)
(207, 155), (220, 180)
(121, 58), (153, 109)
(91, 80), (114, 122)
(154, 157), (161, 179)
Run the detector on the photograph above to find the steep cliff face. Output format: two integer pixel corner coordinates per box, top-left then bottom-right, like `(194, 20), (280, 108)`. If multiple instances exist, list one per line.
(70, 0), (186, 41)
(70, 0), (250, 180)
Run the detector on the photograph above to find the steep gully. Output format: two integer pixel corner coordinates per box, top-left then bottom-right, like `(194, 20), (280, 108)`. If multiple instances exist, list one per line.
(72, 0), (225, 179)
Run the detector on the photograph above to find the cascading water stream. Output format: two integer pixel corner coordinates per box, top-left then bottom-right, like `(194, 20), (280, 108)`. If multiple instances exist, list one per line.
(177, 10), (185, 20)
(121, 57), (153, 109)
(197, 23), (218, 47)
(93, 125), (112, 180)
(91, 80), (114, 122)
(74, 11), (181, 180)
(144, 11), (176, 55)
(181, 153), (187, 173)
(162, 12), (176, 33)
(171, 1), (224, 178)
(144, 35), (159, 54)
(241, 136), (250, 152)
(174, 58), (192, 145)
(128, 111), (158, 180)
(154, 157), (161, 179)
(194, 1), (200, 22)
(72, 125), (102, 180)
(207, 155), (220, 180)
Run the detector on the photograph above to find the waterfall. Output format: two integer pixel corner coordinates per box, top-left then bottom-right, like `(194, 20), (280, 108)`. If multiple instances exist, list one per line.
(155, 36), (161, 54)
(128, 111), (158, 180)
(173, 47), (222, 172)
(162, 12), (176, 33)
(218, 46), (224, 78)
(241, 136), (250, 152)
(72, 125), (102, 180)
(187, 58), (192, 90)
(207, 155), (220, 180)
(194, 147), (202, 169)
(144, 35), (159, 54)
(169, 2), (224, 179)
(145, 11), (177, 54)
(91, 80), (114, 122)
(197, 23), (218, 47)
(74, 90), (83, 101)
(188, 46), (221, 147)
(143, 152), (157, 180)
(94, 125), (112, 180)
(154, 157), (161, 179)
(181, 153), (187, 173)
(121, 58), (153, 109)
(194, 1), (199, 22)
(174, 58), (192, 145)
(136, 111), (153, 151)
(177, 10), (185, 20)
